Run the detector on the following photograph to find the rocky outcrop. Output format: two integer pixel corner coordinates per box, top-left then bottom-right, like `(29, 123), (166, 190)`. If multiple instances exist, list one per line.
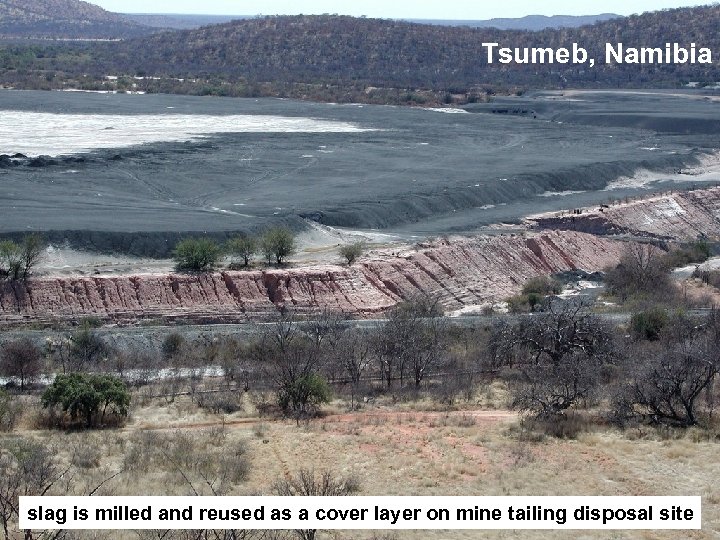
(528, 187), (720, 240)
(0, 231), (628, 324)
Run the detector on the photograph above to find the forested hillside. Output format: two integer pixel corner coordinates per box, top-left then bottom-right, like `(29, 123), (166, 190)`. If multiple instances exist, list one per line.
(113, 7), (718, 87)
(0, 5), (718, 103)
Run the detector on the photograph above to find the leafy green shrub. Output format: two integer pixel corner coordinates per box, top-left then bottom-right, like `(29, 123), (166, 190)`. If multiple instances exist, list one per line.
(339, 242), (364, 265)
(260, 227), (296, 265)
(41, 373), (131, 428)
(0, 234), (44, 280)
(631, 308), (669, 341)
(664, 240), (712, 268)
(226, 235), (257, 268)
(506, 276), (563, 313)
(522, 276), (562, 296)
(278, 373), (331, 420)
(173, 237), (222, 271)
(0, 240), (22, 280)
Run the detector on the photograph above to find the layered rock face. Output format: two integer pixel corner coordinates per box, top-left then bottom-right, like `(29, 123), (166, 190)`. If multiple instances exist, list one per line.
(528, 187), (720, 240)
(0, 231), (627, 323)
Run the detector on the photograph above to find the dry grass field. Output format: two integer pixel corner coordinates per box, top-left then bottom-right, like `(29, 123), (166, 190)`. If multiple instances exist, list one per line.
(4, 380), (719, 540)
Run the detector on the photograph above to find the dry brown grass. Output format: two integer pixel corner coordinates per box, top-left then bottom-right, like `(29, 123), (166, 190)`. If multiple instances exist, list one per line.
(1, 386), (718, 540)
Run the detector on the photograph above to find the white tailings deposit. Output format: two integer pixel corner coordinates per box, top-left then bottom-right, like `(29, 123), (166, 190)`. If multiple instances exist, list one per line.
(427, 108), (469, 114)
(0, 111), (374, 157)
(605, 150), (720, 190)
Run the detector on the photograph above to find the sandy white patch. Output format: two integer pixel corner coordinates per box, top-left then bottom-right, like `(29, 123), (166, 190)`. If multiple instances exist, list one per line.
(558, 280), (602, 299)
(427, 108), (469, 114)
(0, 111), (375, 157)
(538, 190), (587, 197)
(605, 151), (720, 190)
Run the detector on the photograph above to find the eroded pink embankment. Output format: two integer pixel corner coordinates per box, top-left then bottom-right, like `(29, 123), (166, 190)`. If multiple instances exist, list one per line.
(0, 231), (627, 323)
(529, 187), (720, 240)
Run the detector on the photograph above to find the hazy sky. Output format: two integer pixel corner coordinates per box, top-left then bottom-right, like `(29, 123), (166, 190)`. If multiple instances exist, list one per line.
(89, 1), (707, 19)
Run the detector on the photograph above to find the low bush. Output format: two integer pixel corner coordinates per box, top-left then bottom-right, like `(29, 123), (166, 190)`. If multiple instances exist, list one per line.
(196, 390), (243, 415)
(522, 276), (562, 296)
(664, 240), (711, 268)
(631, 308), (669, 341)
(0, 389), (21, 432)
(339, 242), (364, 265)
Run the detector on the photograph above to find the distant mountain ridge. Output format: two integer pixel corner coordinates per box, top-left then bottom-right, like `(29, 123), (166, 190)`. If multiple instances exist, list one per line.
(123, 13), (249, 30)
(0, 0), (153, 38)
(410, 13), (621, 30)
(124, 12), (622, 31)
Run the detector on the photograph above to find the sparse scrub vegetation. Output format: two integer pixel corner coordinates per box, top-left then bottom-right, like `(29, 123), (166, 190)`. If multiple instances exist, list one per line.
(663, 239), (712, 268)
(162, 331), (186, 361)
(492, 299), (615, 420)
(0, 285), (719, 537)
(0, 390), (21, 432)
(693, 267), (720, 289)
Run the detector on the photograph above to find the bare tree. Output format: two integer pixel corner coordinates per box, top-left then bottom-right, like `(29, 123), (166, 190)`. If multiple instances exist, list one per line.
(491, 299), (615, 418)
(0, 338), (43, 391)
(20, 234), (45, 280)
(0, 439), (67, 540)
(68, 325), (109, 372)
(253, 315), (329, 422)
(614, 334), (720, 427)
(605, 243), (672, 300)
(132, 433), (256, 540)
(273, 469), (359, 540)
(334, 329), (373, 409)
(374, 295), (446, 389)
(299, 309), (348, 355)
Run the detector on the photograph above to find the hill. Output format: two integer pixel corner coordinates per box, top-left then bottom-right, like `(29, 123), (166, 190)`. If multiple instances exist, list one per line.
(123, 13), (247, 30)
(0, 0), (153, 39)
(106, 7), (720, 89)
(0, 6), (719, 102)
